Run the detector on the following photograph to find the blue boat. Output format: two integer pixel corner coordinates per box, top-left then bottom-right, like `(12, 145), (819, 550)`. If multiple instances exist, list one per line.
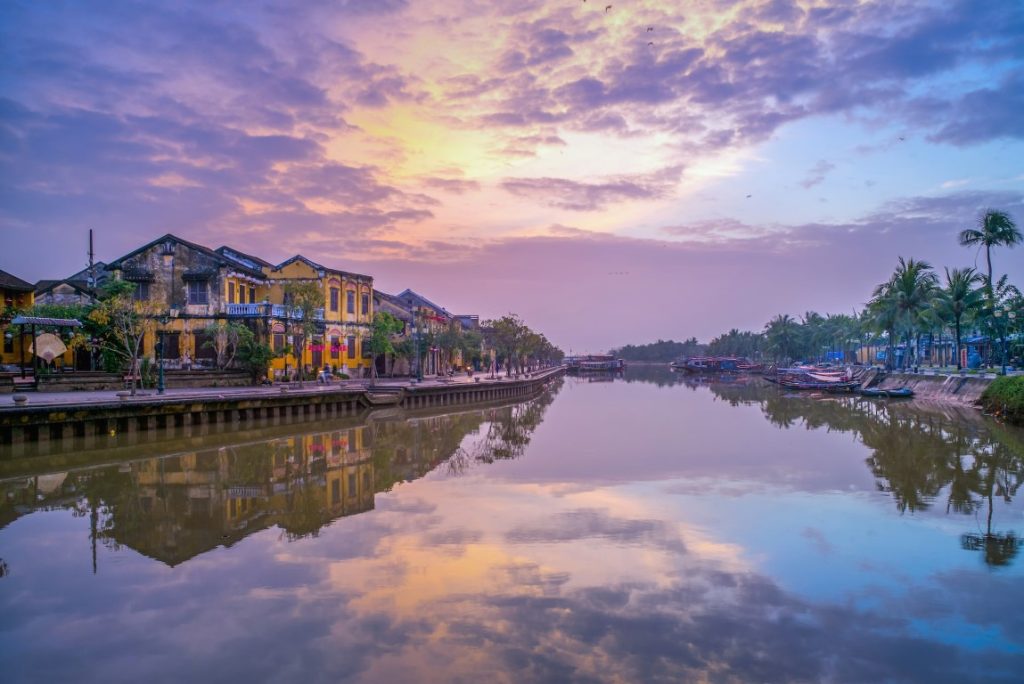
(859, 387), (914, 398)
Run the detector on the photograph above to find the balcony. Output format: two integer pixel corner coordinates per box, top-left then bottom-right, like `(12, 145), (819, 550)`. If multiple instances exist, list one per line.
(224, 303), (324, 320)
(224, 302), (267, 317)
(271, 304), (324, 321)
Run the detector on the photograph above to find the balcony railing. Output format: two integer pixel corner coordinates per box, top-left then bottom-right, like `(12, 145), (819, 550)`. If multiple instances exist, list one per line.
(224, 303), (324, 320)
(225, 302), (266, 316)
(271, 304), (324, 320)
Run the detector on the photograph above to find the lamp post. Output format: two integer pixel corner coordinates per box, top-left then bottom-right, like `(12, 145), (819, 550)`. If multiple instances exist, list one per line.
(156, 315), (169, 394)
(993, 308), (1015, 375)
(413, 314), (423, 382)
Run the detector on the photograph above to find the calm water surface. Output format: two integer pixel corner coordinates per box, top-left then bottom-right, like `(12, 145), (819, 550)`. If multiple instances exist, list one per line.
(2, 368), (1023, 682)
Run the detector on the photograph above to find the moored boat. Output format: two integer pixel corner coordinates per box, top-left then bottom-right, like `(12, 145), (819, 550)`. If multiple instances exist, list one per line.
(859, 387), (914, 398)
(567, 355), (625, 373)
(671, 356), (763, 373)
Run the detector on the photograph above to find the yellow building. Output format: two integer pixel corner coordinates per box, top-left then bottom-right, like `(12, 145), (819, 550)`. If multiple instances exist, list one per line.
(104, 234), (271, 368)
(266, 255), (374, 380)
(1, 269), (36, 366)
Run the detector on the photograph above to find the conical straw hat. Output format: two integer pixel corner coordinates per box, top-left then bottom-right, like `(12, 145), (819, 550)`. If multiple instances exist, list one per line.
(30, 332), (67, 362)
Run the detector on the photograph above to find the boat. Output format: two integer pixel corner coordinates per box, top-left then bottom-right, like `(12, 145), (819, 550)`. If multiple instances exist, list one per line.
(779, 379), (860, 392)
(567, 355), (625, 373)
(768, 366), (860, 392)
(859, 387), (914, 398)
(671, 357), (763, 374)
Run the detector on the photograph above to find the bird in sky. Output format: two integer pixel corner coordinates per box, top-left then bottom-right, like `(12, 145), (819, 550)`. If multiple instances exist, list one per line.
(605, 5), (612, 12)
(648, 41), (654, 46)
(898, 136), (906, 141)
(746, 194), (752, 198)
(647, 26), (654, 31)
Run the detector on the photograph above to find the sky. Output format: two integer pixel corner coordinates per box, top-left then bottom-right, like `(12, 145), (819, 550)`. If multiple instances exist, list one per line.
(1, 0), (1022, 351)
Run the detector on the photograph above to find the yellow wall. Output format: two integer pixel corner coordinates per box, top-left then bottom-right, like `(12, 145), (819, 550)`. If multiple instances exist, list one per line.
(1, 288), (35, 366)
(266, 259), (374, 378)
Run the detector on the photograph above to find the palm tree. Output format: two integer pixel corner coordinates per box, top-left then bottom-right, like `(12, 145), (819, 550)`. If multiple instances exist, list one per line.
(868, 284), (899, 369)
(958, 209), (1021, 303)
(935, 267), (982, 370)
(764, 314), (801, 362)
(873, 258), (937, 369)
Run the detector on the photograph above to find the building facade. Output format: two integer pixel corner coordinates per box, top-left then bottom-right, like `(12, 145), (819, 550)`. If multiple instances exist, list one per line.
(1, 269), (36, 367)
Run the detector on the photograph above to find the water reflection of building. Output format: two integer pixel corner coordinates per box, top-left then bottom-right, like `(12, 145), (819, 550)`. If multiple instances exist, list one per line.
(1, 389), (559, 570)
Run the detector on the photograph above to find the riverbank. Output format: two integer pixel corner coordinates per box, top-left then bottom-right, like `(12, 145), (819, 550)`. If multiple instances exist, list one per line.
(873, 371), (993, 408)
(0, 367), (565, 453)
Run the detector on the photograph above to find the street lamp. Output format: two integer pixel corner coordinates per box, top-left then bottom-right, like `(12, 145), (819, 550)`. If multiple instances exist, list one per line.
(413, 314), (423, 382)
(156, 315), (169, 394)
(993, 308), (1016, 375)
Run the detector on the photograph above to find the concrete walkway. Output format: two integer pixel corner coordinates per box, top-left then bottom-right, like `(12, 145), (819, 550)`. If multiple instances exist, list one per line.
(2, 372), (551, 409)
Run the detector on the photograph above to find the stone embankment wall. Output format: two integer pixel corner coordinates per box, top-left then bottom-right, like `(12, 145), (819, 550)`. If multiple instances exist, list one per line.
(875, 372), (992, 407)
(0, 368), (565, 454)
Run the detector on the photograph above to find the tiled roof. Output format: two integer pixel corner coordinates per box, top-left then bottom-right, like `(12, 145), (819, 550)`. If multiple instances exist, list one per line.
(0, 269), (35, 292)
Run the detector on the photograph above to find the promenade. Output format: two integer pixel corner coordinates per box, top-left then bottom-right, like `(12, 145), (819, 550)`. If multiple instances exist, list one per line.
(0, 368), (566, 449)
(1, 372), (510, 409)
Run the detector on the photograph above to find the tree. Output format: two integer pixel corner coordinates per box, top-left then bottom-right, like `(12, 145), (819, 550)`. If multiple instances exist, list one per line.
(763, 314), (801, 362)
(936, 267), (983, 370)
(365, 311), (404, 385)
(486, 314), (531, 376)
(201, 321), (247, 370)
(282, 280), (323, 386)
(235, 326), (276, 384)
(873, 257), (937, 369)
(88, 280), (159, 396)
(958, 209), (1021, 304)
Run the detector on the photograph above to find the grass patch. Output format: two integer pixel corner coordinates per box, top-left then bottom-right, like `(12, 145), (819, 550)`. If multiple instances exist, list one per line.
(980, 376), (1024, 425)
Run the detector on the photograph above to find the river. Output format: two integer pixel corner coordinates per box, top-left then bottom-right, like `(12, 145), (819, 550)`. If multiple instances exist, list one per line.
(1, 366), (1022, 682)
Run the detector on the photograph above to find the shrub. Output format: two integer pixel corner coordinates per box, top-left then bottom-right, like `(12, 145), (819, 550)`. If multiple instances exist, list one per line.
(980, 376), (1024, 425)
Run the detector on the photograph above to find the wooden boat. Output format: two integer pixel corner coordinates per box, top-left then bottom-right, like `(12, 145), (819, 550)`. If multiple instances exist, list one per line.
(567, 355), (624, 372)
(672, 357), (763, 373)
(859, 387), (914, 398)
(779, 378), (860, 392)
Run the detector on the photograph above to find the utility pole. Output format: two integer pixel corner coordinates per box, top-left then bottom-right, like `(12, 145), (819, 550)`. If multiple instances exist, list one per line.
(87, 229), (96, 292)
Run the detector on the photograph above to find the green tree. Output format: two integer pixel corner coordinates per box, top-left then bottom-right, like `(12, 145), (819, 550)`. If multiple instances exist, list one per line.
(763, 314), (801, 362)
(958, 209), (1021, 304)
(88, 280), (159, 396)
(201, 321), (247, 370)
(283, 280), (323, 386)
(486, 314), (531, 376)
(235, 326), (276, 384)
(936, 267), (983, 370)
(366, 311), (405, 385)
(872, 257), (937, 369)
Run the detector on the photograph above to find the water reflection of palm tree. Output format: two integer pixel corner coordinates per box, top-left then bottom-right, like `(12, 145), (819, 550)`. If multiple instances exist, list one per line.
(749, 385), (1023, 566)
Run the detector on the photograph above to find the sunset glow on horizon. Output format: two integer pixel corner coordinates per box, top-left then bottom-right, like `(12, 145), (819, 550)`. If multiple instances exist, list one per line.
(2, 0), (1021, 350)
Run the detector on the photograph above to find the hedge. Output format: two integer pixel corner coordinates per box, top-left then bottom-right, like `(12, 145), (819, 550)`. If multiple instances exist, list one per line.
(980, 376), (1024, 425)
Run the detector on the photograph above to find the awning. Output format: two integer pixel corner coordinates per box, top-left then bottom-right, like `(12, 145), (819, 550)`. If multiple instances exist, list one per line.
(10, 316), (82, 327)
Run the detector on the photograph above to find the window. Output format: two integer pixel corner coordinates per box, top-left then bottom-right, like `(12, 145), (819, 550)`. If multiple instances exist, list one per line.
(331, 335), (340, 359)
(187, 281), (209, 305)
(273, 333), (284, 351)
(133, 281), (150, 302)
(227, 281), (236, 304)
(3, 334), (13, 354)
(346, 291), (355, 314)
(347, 336), (356, 360)
(330, 287), (339, 311)
(361, 293), (369, 317)
(331, 479), (340, 504)
(161, 332), (181, 360)
(194, 331), (217, 360)
(249, 286), (255, 303)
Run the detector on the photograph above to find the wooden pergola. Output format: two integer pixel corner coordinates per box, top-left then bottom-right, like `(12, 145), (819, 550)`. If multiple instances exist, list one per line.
(11, 315), (83, 383)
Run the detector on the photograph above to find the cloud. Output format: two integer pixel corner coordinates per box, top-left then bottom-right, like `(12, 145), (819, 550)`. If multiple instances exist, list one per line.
(801, 160), (836, 189)
(500, 166), (682, 211)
